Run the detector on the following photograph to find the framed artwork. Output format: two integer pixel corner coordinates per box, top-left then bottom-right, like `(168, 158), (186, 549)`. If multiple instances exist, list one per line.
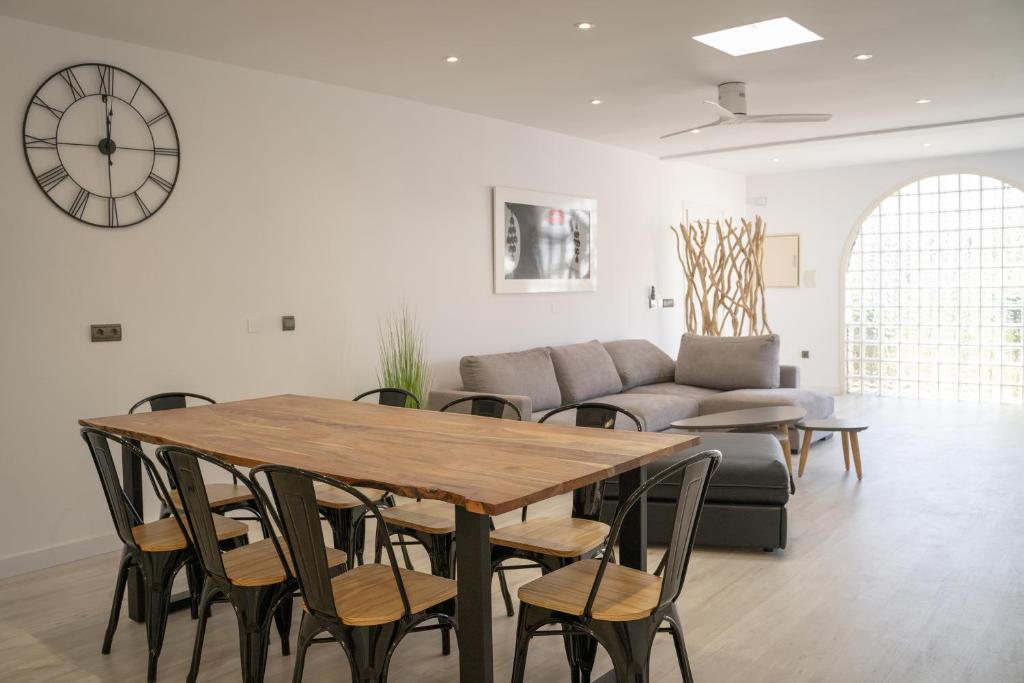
(763, 234), (801, 287)
(493, 187), (596, 293)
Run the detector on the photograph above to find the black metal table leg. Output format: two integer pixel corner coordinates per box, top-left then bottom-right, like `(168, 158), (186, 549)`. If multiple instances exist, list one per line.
(593, 464), (648, 682)
(123, 439), (146, 623)
(617, 464), (648, 571)
(455, 507), (493, 683)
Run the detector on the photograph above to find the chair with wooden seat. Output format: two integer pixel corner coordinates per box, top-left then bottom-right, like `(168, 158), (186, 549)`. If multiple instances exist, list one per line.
(252, 464), (458, 682)
(130, 393), (261, 520)
(81, 428), (250, 683)
(158, 446), (349, 683)
(316, 388), (420, 568)
(371, 394), (522, 628)
(489, 403), (642, 617)
(510, 449), (722, 683)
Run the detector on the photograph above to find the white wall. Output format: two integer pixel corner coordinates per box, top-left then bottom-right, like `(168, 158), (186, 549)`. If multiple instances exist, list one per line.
(748, 148), (1024, 393)
(0, 16), (745, 576)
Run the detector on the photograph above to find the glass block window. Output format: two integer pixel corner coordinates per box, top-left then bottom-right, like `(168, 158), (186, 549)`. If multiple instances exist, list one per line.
(845, 174), (1024, 404)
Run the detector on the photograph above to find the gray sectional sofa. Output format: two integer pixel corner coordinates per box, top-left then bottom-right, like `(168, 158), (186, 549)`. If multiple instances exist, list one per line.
(428, 335), (835, 550)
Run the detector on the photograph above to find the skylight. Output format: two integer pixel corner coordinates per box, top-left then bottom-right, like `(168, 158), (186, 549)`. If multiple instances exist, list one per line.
(693, 17), (822, 57)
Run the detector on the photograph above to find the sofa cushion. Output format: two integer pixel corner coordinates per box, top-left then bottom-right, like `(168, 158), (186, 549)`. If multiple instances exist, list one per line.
(460, 347), (562, 412)
(698, 387), (834, 420)
(602, 340), (676, 390)
(548, 341), (623, 403)
(627, 382), (720, 401)
(675, 334), (781, 390)
(604, 432), (789, 506)
(535, 392), (698, 432)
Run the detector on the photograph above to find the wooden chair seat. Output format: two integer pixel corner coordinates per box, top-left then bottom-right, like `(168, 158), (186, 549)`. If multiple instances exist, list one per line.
(168, 482), (255, 510)
(490, 517), (610, 558)
(322, 563), (457, 626)
(222, 538), (348, 587)
(132, 514), (248, 552)
(518, 558), (662, 622)
(314, 483), (388, 510)
(380, 500), (455, 535)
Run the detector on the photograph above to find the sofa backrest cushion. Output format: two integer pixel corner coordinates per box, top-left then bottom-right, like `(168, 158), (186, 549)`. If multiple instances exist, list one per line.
(602, 339), (676, 390)
(548, 341), (624, 404)
(460, 347), (562, 411)
(675, 334), (781, 390)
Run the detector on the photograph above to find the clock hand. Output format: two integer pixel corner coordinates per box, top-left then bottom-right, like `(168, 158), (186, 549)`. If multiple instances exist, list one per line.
(59, 141), (156, 152)
(105, 96), (113, 166)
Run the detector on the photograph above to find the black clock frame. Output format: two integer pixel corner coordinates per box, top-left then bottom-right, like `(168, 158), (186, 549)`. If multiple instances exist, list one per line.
(22, 62), (180, 229)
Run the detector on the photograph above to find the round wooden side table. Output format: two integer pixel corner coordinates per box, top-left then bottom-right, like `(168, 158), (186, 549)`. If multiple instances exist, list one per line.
(796, 418), (869, 480)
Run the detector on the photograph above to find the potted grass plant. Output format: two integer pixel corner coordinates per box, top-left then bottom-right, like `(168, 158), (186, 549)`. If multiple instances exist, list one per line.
(376, 306), (429, 408)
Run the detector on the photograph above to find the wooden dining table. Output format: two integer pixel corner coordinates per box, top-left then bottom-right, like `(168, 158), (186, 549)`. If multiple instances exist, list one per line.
(81, 394), (700, 682)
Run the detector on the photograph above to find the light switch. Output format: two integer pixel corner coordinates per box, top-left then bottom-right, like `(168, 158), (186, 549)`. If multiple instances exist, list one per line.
(282, 315), (295, 331)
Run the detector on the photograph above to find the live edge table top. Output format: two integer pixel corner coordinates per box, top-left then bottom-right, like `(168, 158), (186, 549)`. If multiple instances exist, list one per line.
(80, 394), (700, 516)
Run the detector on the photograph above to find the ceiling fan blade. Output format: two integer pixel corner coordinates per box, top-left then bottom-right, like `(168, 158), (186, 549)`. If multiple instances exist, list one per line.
(742, 113), (832, 123)
(703, 100), (737, 120)
(659, 119), (722, 139)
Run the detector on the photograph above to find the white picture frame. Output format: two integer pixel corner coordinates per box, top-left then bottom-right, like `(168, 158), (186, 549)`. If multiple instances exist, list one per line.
(493, 187), (597, 294)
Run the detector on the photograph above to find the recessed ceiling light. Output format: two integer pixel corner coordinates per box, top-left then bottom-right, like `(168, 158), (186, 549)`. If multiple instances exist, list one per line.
(590, 99), (602, 105)
(854, 53), (873, 61)
(692, 17), (823, 57)
(922, 142), (932, 148)
(772, 157), (781, 163)
(691, 129), (701, 134)
(444, 56), (459, 63)
(915, 98), (932, 104)
(575, 22), (594, 30)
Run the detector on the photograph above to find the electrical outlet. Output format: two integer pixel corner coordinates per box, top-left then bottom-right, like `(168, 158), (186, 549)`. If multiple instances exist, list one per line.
(801, 350), (810, 359)
(91, 324), (122, 342)
(662, 298), (675, 308)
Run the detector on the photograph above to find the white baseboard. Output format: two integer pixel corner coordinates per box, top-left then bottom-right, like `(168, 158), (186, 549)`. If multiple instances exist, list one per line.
(0, 532), (121, 580)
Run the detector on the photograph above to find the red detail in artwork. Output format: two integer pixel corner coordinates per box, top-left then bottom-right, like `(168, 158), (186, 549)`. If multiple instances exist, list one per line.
(545, 209), (565, 225)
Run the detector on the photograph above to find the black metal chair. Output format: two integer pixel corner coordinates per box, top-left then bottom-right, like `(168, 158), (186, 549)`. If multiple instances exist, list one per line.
(352, 387), (421, 409)
(489, 403), (641, 623)
(158, 446), (349, 683)
(252, 464), (458, 682)
(373, 395), (523, 572)
(510, 449), (722, 683)
(437, 395), (523, 616)
(316, 388), (421, 569)
(130, 393), (260, 520)
(81, 428), (249, 683)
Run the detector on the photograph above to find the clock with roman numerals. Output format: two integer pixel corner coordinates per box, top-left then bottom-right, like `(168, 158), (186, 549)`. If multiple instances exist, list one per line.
(22, 63), (179, 228)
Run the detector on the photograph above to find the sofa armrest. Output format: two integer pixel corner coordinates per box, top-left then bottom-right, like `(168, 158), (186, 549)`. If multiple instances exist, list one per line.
(426, 389), (533, 420)
(780, 365), (800, 388)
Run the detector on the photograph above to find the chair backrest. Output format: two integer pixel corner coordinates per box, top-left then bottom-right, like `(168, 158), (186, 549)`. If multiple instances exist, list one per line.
(251, 465), (412, 622)
(439, 394), (522, 420)
(584, 449), (721, 618)
(80, 427), (176, 551)
(158, 446), (267, 583)
(129, 391), (215, 414)
(353, 387), (420, 409)
(539, 402), (643, 519)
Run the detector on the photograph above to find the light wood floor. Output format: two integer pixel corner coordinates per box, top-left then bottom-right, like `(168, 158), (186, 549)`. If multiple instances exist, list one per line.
(2, 396), (1023, 682)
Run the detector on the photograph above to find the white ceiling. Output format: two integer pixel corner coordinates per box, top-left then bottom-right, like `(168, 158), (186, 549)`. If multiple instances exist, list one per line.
(3, 0), (1023, 175)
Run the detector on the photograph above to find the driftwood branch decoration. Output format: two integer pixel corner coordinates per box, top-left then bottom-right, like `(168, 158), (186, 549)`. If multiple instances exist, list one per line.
(670, 216), (771, 336)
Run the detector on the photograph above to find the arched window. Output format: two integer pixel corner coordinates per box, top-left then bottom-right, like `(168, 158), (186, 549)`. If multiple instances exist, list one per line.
(844, 173), (1024, 404)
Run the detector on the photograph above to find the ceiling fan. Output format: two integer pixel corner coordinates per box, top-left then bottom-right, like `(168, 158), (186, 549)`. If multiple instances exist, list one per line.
(660, 81), (831, 139)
